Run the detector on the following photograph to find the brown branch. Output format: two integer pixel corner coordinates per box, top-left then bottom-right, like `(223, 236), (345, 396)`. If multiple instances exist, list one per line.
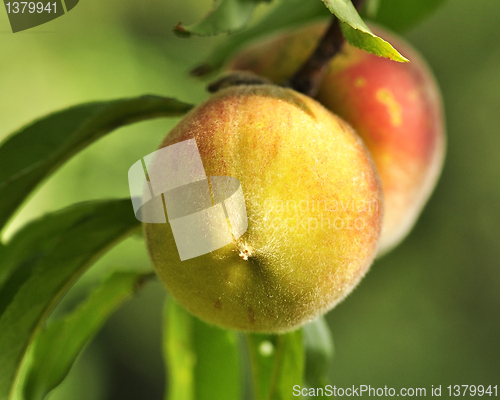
(288, 0), (367, 97)
(288, 16), (343, 97)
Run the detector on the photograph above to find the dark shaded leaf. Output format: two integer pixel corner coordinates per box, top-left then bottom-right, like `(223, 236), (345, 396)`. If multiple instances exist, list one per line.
(303, 317), (334, 388)
(0, 199), (140, 400)
(364, 0), (448, 32)
(23, 271), (154, 400)
(0, 95), (193, 231)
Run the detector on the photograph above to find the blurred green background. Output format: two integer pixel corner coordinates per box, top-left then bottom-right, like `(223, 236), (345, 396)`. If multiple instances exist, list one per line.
(1, 0), (499, 398)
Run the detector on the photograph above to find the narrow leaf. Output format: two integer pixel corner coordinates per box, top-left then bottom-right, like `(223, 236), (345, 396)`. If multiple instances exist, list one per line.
(303, 317), (334, 388)
(23, 271), (154, 400)
(364, 0), (448, 33)
(174, 0), (268, 38)
(0, 199), (141, 400)
(164, 299), (241, 400)
(191, 0), (330, 77)
(164, 299), (195, 400)
(0, 95), (193, 231)
(246, 330), (304, 400)
(321, 0), (408, 62)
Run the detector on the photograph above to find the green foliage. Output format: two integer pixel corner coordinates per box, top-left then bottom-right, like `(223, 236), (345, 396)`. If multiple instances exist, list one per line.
(340, 22), (407, 61)
(0, 199), (140, 400)
(246, 330), (303, 400)
(0, 96), (193, 232)
(23, 271), (154, 400)
(0, 94), (193, 399)
(0, 0), (451, 397)
(164, 299), (241, 400)
(164, 298), (311, 400)
(190, 0), (451, 77)
(174, 0), (270, 37)
(191, 0), (329, 77)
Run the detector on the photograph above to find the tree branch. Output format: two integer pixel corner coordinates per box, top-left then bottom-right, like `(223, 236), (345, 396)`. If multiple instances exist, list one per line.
(288, 16), (343, 97)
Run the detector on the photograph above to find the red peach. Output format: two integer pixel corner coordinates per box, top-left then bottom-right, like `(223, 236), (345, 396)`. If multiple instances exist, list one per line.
(228, 22), (446, 254)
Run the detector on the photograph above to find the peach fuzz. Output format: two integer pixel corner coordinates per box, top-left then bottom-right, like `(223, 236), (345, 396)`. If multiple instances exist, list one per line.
(144, 85), (383, 332)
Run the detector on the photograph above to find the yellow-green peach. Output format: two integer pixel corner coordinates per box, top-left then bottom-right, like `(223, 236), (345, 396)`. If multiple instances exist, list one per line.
(144, 85), (383, 332)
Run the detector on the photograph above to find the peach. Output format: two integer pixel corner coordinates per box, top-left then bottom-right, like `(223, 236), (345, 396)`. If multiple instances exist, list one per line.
(228, 22), (446, 254)
(144, 85), (383, 332)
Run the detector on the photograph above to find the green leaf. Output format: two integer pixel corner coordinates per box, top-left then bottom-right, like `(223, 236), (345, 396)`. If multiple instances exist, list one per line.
(246, 330), (304, 400)
(164, 298), (241, 400)
(245, 334), (275, 400)
(364, 0), (448, 33)
(23, 271), (154, 400)
(321, 0), (408, 62)
(164, 299), (195, 400)
(0, 95), (193, 232)
(303, 317), (334, 388)
(191, 0), (330, 77)
(0, 199), (141, 400)
(174, 0), (269, 38)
